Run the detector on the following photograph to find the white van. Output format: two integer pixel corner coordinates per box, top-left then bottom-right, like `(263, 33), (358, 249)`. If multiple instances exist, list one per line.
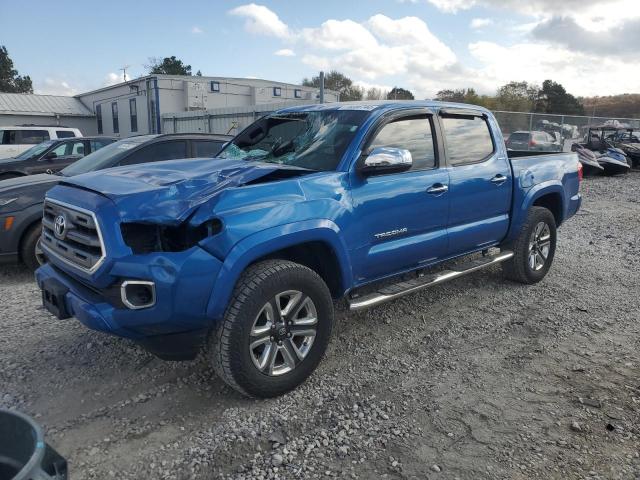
(0, 125), (82, 159)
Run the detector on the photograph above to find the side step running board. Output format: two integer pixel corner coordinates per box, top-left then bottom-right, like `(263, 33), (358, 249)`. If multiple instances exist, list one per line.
(348, 250), (514, 311)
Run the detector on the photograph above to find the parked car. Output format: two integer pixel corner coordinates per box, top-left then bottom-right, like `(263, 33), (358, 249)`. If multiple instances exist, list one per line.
(35, 102), (581, 398)
(0, 136), (116, 180)
(0, 133), (232, 270)
(506, 131), (562, 152)
(0, 125), (82, 159)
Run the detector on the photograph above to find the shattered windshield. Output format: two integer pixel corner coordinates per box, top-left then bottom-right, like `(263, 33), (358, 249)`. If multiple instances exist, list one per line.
(218, 110), (368, 171)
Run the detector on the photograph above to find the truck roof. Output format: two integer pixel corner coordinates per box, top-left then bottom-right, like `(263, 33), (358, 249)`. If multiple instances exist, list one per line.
(277, 100), (491, 115)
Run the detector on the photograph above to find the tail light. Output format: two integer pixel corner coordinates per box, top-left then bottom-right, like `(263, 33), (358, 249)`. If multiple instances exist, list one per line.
(529, 140), (536, 147)
(577, 161), (583, 182)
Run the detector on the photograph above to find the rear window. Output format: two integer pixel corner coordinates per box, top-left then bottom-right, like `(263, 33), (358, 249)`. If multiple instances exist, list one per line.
(1, 129), (50, 145)
(193, 140), (225, 157)
(508, 132), (529, 142)
(56, 130), (76, 138)
(442, 116), (494, 165)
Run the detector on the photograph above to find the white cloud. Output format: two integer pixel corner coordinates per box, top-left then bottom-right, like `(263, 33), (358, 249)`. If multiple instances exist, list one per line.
(301, 19), (378, 51)
(426, 0), (474, 13)
(35, 78), (78, 96)
(427, 0), (640, 32)
(104, 72), (122, 86)
(229, 3), (640, 98)
(191, 26), (204, 34)
(470, 18), (492, 29)
(229, 3), (290, 38)
(467, 41), (640, 97)
(274, 48), (295, 57)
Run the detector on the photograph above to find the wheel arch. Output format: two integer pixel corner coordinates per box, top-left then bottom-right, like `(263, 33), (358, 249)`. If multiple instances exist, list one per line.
(505, 181), (565, 244)
(206, 219), (352, 321)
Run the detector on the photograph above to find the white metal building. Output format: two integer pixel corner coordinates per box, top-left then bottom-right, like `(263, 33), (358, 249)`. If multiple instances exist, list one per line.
(0, 75), (338, 139)
(0, 93), (95, 132)
(76, 75), (339, 138)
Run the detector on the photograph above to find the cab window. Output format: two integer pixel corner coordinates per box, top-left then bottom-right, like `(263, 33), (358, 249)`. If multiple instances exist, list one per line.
(368, 116), (436, 170)
(442, 116), (494, 165)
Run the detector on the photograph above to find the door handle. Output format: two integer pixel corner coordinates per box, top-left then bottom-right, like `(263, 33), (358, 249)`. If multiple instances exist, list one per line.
(427, 184), (448, 194)
(491, 174), (507, 185)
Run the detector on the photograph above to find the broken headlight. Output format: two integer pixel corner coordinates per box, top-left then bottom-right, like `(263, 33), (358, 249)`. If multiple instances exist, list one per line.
(120, 219), (222, 254)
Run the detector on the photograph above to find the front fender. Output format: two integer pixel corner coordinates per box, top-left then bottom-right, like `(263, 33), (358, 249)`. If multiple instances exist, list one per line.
(205, 219), (352, 321)
(505, 181), (565, 243)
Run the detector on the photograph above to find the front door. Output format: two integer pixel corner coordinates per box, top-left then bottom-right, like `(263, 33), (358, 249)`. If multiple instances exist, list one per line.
(349, 112), (450, 283)
(439, 112), (512, 256)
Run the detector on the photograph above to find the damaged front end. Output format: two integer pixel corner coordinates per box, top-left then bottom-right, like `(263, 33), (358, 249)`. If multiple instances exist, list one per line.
(120, 217), (223, 254)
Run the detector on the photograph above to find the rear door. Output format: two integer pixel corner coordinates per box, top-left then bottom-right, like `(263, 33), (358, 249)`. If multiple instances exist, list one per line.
(439, 110), (512, 256)
(349, 110), (450, 283)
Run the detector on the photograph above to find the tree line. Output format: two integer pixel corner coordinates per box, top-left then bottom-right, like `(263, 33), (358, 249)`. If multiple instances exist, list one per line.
(0, 46), (637, 119)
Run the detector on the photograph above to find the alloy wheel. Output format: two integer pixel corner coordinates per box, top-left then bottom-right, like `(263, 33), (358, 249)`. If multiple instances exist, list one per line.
(249, 290), (318, 376)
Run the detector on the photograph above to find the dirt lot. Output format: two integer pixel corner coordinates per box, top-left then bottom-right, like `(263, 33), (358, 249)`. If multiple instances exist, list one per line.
(1, 172), (639, 480)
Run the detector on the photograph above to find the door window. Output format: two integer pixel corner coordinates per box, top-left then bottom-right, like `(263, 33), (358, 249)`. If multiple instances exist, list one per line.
(368, 116), (436, 170)
(442, 116), (494, 165)
(120, 141), (187, 166)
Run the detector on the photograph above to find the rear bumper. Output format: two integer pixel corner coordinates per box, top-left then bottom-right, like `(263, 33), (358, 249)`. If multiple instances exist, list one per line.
(568, 192), (582, 220)
(35, 247), (223, 360)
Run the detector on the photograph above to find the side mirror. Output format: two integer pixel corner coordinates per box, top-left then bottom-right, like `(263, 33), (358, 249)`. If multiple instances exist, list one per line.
(360, 147), (412, 175)
(44, 151), (57, 160)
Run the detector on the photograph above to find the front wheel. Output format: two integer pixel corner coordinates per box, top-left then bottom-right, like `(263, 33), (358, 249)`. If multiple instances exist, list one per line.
(20, 224), (45, 271)
(502, 206), (557, 284)
(209, 260), (334, 398)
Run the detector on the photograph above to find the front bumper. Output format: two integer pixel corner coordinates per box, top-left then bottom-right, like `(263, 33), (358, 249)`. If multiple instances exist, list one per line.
(35, 247), (223, 360)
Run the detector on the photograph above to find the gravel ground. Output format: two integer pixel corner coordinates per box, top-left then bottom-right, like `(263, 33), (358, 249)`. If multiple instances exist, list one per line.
(1, 172), (639, 480)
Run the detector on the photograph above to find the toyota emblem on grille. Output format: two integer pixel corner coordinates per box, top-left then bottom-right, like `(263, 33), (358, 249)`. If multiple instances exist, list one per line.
(53, 214), (67, 239)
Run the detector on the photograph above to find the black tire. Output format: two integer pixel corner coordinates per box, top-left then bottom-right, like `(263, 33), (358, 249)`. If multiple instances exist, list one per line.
(20, 223), (44, 272)
(209, 260), (334, 398)
(502, 207), (557, 284)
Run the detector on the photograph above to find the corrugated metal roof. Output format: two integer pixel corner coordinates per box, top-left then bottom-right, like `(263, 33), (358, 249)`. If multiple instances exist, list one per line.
(0, 93), (93, 117)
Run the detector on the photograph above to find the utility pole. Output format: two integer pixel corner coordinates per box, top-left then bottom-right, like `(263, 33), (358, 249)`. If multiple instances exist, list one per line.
(319, 71), (325, 104)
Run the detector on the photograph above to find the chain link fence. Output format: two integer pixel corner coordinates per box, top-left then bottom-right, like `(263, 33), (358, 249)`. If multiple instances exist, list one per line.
(494, 111), (640, 152)
(163, 105), (640, 153)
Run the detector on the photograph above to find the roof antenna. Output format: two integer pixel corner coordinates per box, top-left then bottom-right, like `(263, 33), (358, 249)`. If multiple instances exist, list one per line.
(120, 65), (131, 82)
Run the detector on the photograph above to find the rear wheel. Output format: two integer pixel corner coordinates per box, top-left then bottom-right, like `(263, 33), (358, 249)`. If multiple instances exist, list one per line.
(209, 260), (334, 398)
(20, 223), (45, 272)
(503, 207), (557, 284)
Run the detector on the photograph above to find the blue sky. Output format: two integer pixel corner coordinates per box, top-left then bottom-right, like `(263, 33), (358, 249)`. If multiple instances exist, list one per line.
(2, 0), (638, 98)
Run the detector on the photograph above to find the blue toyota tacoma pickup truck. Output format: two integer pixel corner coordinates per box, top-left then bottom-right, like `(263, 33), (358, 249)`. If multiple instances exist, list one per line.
(35, 101), (582, 397)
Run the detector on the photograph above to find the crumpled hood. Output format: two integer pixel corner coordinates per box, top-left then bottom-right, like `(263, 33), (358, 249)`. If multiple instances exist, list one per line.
(61, 158), (289, 224)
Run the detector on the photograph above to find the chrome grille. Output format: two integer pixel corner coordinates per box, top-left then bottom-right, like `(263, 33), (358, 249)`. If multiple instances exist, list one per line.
(41, 199), (105, 273)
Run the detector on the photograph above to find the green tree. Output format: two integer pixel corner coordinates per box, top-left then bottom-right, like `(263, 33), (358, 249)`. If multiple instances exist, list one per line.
(534, 80), (584, 115)
(365, 87), (388, 100)
(435, 89), (466, 103)
(147, 56), (192, 75)
(495, 81), (539, 112)
(302, 70), (364, 101)
(387, 87), (414, 100)
(0, 46), (33, 93)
